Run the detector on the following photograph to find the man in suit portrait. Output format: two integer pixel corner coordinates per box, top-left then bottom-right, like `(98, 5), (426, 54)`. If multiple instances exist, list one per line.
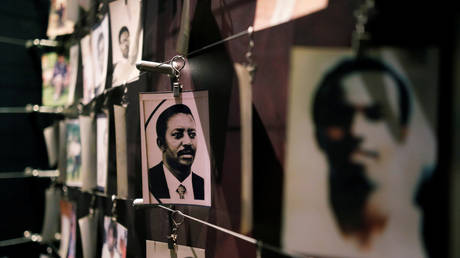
(149, 104), (204, 201)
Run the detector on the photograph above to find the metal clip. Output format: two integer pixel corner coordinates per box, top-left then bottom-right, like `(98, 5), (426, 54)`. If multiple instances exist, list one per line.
(352, 0), (375, 56)
(111, 195), (117, 221)
(245, 26), (257, 83)
(89, 194), (96, 217)
(168, 210), (184, 250)
(121, 83), (129, 108)
(170, 55), (186, 97)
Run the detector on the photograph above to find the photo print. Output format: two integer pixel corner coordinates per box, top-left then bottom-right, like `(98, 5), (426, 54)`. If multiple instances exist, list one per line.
(78, 210), (100, 258)
(91, 15), (110, 97)
(59, 200), (77, 258)
(282, 47), (438, 257)
(81, 34), (95, 104)
(253, 0), (328, 31)
(47, 0), (75, 38)
(146, 240), (205, 258)
(66, 119), (82, 187)
(140, 91), (211, 206)
(109, 0), (143, 86)
(102, 216), (128, 258)
(97, 114), (109, 191)
(42, 52), (70, 106)
(67, 44), (80, 106)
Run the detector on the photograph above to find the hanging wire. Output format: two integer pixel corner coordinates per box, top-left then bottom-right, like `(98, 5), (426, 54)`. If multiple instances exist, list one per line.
(186, 27), (251, 57)
(0, 168), (58, 179)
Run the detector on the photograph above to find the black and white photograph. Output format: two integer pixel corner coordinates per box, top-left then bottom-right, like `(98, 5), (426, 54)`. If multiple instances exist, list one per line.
(102, 216), (127, 258)
(97, 114), (109, 191)
(81, 34), (94, 104)
(146, 240), (205, 258)
(140, 91), (211, 206)
(282, 47), (438, 257)
(91, 15), (109, 96)
(109, 0), (143, 86)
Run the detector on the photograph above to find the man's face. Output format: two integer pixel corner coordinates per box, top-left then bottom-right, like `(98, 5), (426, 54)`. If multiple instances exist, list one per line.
(119, 30), (129, 59)
(323, 71), (402, 186)
(161, 113), (197, 170)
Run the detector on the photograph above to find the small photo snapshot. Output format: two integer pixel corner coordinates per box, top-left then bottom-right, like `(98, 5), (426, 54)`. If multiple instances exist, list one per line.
(42, 52), (70, 106)
(109, 0), (143, 86)
(66, 119), (81, 187)
(102, 216), (128, 258)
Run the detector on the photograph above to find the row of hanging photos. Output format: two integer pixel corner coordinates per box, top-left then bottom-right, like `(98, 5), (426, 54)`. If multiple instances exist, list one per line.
(31, 0), (376, 257)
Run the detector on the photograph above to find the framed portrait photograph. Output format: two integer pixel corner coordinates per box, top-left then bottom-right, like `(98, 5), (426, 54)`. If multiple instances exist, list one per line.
(282, 47), (438, 257)
(102, 216), (128, 258)
(109, 0), (143, 87)
(66, 119), (82, 187)
(91, 15), (110, 97)
(140, 91), (211, 206)
(146, 240), (205, 258)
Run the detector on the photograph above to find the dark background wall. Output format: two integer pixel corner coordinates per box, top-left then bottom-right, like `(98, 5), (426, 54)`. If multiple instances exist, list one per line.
(0, 0), (52, 257)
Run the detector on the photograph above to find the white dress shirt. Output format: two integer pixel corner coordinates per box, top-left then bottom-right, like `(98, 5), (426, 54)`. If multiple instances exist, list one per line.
(163, 164), (194, 200)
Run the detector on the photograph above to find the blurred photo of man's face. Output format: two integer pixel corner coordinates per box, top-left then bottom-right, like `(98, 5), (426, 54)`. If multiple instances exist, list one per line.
(313, 67), (409, 249)
(337, 72), (401, 185)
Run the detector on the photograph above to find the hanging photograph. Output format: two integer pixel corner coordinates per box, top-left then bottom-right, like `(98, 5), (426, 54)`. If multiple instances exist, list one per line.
(97, 114), (109, 191)
(146, 240), (205, 258)
(46, 0), (75, 38)
(41, 52), (70, 106)
(253, 0), (328, 31)
(41, 187), (61, 243)
(102, 216), (128, 258)
(91, 15), (110, 97)
(78, 210), (100, 258)
(114, 105), (129, 197)
(140, 91), (211, 206)
(67, 43), (80, 106)
(59, 200), (77, 258)
(66, 119), (82, 187)
(109, 0), (143, 86)
(81, 34), (95, 104)
(80, 115), (97, 191)
(282, 47), (438, 257)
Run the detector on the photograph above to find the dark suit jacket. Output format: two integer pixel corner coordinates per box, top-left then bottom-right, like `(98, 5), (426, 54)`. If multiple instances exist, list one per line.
(148, 161), (204, 200)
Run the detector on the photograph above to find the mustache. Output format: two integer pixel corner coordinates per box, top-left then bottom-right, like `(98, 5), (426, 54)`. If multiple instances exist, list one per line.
(353, 149), (379, 159)
(178, 147), (195, 156)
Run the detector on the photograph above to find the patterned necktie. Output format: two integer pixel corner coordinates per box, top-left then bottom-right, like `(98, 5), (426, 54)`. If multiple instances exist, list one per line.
(176, 184), (186, 199)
